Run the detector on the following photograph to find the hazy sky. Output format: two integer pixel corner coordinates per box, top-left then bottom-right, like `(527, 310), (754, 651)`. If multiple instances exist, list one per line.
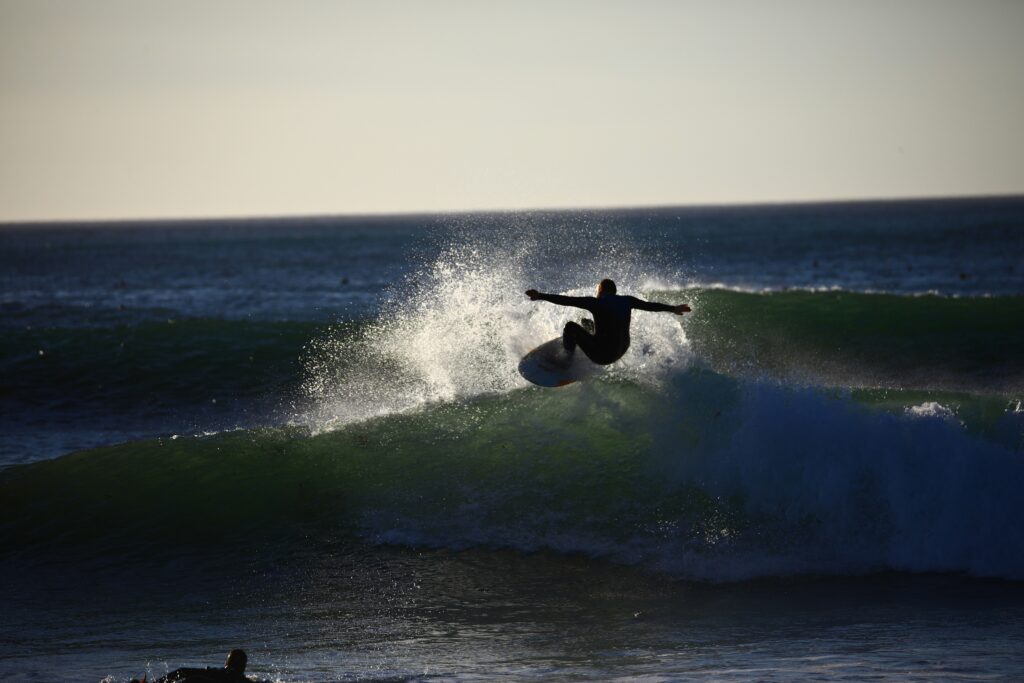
(2, 0), (1023, 221)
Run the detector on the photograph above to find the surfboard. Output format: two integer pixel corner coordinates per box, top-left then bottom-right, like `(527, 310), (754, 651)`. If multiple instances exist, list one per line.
(518, 337), (602, 387)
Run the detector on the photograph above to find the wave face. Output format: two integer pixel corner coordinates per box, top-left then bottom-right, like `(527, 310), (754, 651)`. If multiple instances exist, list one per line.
(0, 318), (315, 462)
(3, 369), (1022, 580)
(2, 318), (313, 408)
(684, 289), (1024, 393)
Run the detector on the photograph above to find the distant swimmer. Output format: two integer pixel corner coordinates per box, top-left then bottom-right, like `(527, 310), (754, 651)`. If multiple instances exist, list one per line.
(131, 649), (251, 683)
(525, 279), (690, 365)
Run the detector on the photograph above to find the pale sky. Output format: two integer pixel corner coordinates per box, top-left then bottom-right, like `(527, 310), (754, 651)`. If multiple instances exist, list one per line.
(2, 0), (1022, 222)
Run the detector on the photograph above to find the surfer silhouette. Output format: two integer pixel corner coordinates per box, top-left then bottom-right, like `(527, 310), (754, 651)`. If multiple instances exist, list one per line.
(525, 279), (690, 365)
(132, 649), (250, 683)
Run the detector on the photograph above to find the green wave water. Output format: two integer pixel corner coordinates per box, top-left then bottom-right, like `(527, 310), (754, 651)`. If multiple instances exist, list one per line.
(4, 368), (1022, 580)
(5, 291), (1019, 421)
(682, 289), (1024, 393)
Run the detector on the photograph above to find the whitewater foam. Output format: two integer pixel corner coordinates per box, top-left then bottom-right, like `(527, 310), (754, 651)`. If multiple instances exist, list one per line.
(905, 401), (961, 424)
(676, 280), (958, 298)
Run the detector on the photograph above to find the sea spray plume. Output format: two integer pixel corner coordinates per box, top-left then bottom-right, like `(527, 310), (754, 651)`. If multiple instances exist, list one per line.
(298, 239), (539, 431)
(297, 213), (693, 432)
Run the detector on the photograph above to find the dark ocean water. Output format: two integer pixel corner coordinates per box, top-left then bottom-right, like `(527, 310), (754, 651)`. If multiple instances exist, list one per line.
(2, 199), (1024, 681)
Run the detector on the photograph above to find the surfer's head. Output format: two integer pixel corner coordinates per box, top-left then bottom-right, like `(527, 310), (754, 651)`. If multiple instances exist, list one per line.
(597, 279), (617, 297)
(225, 650), (247, 673)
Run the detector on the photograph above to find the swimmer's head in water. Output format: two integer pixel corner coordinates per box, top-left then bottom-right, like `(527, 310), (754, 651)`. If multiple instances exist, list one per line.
(225, 650), (247, 673)
(598, 279), (617, 297)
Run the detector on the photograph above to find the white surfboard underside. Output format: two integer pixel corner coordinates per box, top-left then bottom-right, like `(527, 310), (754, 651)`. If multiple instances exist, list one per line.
(518, 337), (602, 387)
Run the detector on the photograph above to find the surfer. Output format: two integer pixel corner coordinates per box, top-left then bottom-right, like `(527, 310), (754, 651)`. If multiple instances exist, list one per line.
(131, 649), (250, 683)
(525, 279), (690, 365)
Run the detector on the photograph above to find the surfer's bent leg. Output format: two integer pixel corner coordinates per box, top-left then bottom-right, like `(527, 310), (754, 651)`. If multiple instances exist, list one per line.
(563, 321), (615, 364)
(562, 321), (588, 353)
(563, 321), (626, 365)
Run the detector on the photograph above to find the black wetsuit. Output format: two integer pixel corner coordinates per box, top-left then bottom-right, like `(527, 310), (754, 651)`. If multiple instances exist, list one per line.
(534, 292), (678, 365)
(151, 668), (247, 683)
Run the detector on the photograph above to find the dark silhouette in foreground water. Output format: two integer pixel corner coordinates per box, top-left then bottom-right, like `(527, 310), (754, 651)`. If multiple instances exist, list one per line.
(131, 649), (252, 683)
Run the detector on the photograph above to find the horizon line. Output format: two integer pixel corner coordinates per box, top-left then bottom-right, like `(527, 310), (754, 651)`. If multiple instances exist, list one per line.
(3, 192), (1023, 228)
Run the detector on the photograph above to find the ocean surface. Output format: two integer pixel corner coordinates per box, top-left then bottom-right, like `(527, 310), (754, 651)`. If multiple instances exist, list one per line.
(2, 198), (1024, 681)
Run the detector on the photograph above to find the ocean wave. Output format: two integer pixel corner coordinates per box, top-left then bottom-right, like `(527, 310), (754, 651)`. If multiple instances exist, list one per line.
(680, 289), (1024, 394)
(4, 287), (1019, 467)
(666, 281), (958, 297)
(6, 289), (1019, 429)
(3, 369), (1022, 581)
(1, 318), (317, 413)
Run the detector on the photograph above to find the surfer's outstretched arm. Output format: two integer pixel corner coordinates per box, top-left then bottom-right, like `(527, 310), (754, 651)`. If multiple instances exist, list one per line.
(626, 296), (691, 315)
(525, 290), (597, 311)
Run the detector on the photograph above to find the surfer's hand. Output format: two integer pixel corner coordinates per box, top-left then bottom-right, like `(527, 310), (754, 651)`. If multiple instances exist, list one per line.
(525, 289), (541, 300)
(673, 304), (692, 315)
